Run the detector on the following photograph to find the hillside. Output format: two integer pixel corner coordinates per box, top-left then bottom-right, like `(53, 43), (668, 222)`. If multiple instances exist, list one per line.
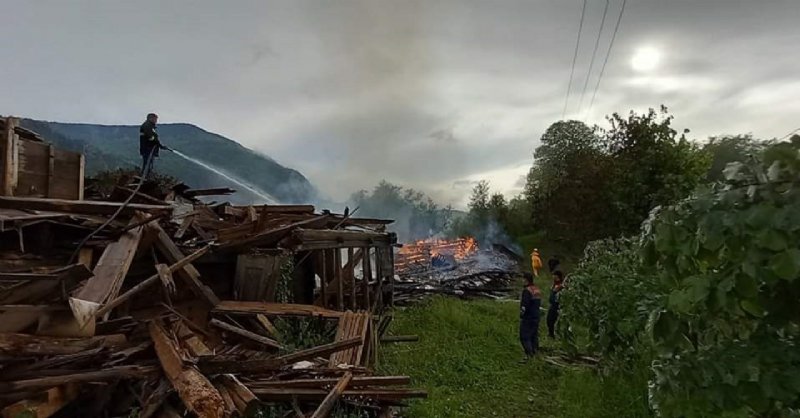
(20, 119), (316, 203)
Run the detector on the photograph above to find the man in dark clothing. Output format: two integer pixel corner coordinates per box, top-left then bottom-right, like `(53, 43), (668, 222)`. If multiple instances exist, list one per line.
(139, 113), (161, 177)
(547, 270), (564, 338)
(519, 272), (542, 362)
(547, 256), (561, 275)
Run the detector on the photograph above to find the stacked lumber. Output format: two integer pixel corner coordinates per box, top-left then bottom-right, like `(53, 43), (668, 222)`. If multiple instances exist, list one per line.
(0, 177), (421, 417)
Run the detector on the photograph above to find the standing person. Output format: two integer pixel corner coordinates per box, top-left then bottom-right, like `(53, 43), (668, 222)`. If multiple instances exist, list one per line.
(547, 256), (561, 275)
(530, 248), (543, 277)
(547, 270), (564, 338)
(139, 113), (161, 177)
(519, 272), (542, 362)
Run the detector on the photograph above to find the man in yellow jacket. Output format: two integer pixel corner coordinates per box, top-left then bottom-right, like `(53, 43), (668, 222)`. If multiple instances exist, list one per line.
(531, 248), (543, 277)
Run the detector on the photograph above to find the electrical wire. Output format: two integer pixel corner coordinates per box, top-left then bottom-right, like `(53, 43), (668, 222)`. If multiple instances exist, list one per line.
(577, 0), (610, 116)
(67, 146), (159, 265)
(587, 0), (628, 117)
(778, 127), (800, 141)
(562, 0), (588, 120)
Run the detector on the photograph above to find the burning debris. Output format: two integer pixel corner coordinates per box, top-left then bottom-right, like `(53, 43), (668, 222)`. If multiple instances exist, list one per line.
(393, 237), (521, 304)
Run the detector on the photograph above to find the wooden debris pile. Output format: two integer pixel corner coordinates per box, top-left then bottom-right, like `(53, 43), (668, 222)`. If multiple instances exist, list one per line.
(0, 182), (423, 417)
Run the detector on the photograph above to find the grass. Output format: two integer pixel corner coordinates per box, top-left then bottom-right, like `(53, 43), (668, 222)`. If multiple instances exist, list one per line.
(380, 296), (652, 418)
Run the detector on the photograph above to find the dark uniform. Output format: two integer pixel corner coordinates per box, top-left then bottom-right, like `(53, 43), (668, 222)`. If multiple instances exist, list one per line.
(139, 119), (160, 176)
(519, 285), (542, 357)
(547, 283), (561, 338)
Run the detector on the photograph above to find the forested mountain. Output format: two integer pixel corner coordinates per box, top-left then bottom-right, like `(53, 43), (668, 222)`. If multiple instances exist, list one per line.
(20, 119), (316, 203)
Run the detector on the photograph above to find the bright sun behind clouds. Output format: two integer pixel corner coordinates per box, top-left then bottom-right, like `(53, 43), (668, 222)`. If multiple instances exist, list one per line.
(631, 46), (662, 72)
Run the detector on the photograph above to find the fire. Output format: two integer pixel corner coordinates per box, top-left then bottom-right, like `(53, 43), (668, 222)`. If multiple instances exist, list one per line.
(395, 237), (479, 274)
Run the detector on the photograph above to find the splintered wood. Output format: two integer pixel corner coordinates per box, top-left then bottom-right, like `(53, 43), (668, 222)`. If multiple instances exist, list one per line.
(0, 156), (422, 418)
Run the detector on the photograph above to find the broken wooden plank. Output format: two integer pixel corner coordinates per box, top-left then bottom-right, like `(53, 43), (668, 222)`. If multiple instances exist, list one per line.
(255, 314), (280, 340)
(217, 215), (330, 253)
(209, 318), (282, 350)
(0, 332), (126, 356)
(0, 365), (158, 392)
(213, 301), (342, 318)
(0, 196), (172, 217)
(310, 372), (352, 418)
(149, 321), (224, 418)
(219, 374), (259, 416)
(70, 219), (145, 328)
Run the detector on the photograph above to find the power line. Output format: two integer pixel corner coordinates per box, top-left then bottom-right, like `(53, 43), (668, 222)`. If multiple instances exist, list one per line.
(562, 0), (588, 120)
(779, 127), (800, 141)
(577, 0), (610, 116)
(587, 0), (627, 117)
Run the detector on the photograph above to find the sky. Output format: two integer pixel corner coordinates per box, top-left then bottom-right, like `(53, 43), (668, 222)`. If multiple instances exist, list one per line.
(2, 0), (799, 208)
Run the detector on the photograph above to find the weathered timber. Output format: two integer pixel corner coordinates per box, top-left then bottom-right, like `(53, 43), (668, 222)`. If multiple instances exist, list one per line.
(199, 337), (362, 374)
(252, 388), (428, 401)
(150, 223), (220, 306)
(213, 301), (342, 318)
(219, 374), (259, 416)
(218, 215), (330, 253)
(149, 321), (224, 418)
(0, 384), (79, 418)
(310, 372), (352, 418)
(0, 196), (172, 216)
(0, 365), (158, 392)
(70, 219), (145, 327)
(209, 318), (282, 349)
(0, 333), (126, 355)
(246, 376), (411, 389)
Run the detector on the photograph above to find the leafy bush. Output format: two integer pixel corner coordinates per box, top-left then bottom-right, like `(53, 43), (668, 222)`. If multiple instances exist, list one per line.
(559, 237), (662, 363)
(642, 140), (800, 417)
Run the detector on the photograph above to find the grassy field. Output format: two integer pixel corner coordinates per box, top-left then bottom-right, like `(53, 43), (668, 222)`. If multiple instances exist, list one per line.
(380, 296), (652, 418)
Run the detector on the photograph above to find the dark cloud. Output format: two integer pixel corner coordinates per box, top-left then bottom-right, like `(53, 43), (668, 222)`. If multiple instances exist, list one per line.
(1, 0), (798, 207)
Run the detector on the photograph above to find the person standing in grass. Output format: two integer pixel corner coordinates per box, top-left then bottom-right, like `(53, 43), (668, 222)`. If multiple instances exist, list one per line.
(530, 248), (543, 276)
(547, 270), (564, 338)
(519, 272), (542, 362)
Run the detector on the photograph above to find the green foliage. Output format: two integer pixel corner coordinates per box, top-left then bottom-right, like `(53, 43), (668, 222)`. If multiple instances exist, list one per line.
(559, 238), (662, 363)
(273, 316), (337, 353)
(350, 181), (450, 241)
(641, 140), (800, 417)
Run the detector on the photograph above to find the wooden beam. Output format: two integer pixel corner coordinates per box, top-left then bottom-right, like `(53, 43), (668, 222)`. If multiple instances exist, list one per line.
(213, 301), (342, 318)
(150, 223), (220, 307)
(149, 321), (224, 418)
(335, 249), (344, 310)
(1, 117), (16, 196)
(380, 335), (419, 343)
(209, 318), (282, 350)
(349, 248), (356, 310)
(362, 247), (371, 310)
(0, 196), (172, 216)
(0, 365), (157, 392)
(246, 376), (411, 389)
(252, 388), (427, 401)
(310, 372), (352, 418)
(199, 337), (362, 374)
(0, 332), (126, 356)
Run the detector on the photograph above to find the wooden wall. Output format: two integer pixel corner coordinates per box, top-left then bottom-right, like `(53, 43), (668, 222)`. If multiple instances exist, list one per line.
(1, 117), (84, 200)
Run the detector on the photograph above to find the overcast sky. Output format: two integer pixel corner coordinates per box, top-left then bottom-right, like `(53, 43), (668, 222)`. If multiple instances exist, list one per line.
(2, 0), (799, 207)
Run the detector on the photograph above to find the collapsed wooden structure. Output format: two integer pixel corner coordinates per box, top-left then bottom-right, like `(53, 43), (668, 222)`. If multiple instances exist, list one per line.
(0, 123), (424, 417)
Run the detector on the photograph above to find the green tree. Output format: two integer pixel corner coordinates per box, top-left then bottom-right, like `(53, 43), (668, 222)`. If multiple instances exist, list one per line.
(702, 134), (766, 182)
(604, 106), (710, 235)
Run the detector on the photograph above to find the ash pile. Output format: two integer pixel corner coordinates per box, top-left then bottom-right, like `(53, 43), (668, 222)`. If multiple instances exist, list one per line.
(393, 238), (522, 304)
